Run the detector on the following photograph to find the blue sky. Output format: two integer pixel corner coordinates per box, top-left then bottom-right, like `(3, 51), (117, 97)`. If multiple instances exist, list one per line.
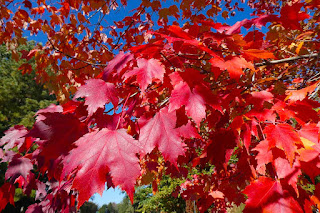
(91, 187), (126, 207)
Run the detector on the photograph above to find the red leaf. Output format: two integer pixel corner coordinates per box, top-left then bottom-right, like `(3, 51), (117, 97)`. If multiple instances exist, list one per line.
(210, 56), (254, 80)
(0, 125), (28, 151)
(103, 52), (133, 79)
(253, 140), (273, 175)
(298, 123), (319, 144)
(5, 156), (33, 182)
(274, 157), (301, 194)
(169, 81), (206, 126)
(28, 113), (87, 178)
(280, 3), (310, 30)
(218, 15), (278, 35)
(204, 129), (238, 171)
(123, 58), (165, 93)
(243, 177), (303, 212)
(168, 25), (193, 40)
(249, 90), (274, 108)
(0, 183), (15, 211)
(139, 107), (185, 164)
(63, 128), (141, 206)
(74, 79), (118, 117)
(286, 82), (319, 102)
(264, 124), (302, 165)
(242, 49), (276, 60)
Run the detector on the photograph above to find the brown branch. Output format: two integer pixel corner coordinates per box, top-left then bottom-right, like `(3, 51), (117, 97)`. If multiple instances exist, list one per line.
(255, 52), (319, 67)
(48, 38), (108, 67)
(112, 6), (146, 50)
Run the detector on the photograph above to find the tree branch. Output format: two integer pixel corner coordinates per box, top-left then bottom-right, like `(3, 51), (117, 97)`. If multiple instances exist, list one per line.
(48, 38), (108, 67)
(112, 6), (146, 50)
(255, 52), (319, 67)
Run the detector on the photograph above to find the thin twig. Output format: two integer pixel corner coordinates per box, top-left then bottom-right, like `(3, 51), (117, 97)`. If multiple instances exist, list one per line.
(48, 38), (108, 67)
(112, 6), (146, 50)
(255, 52), (319, 67)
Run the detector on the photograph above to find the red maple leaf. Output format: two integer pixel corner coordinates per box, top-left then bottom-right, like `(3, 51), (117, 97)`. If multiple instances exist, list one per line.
(203, 129), (238, 171)
(286, 82), (319, 102)
(5, 156), (33, 182)
(253, 139), (273, 175)
(264, 124), (302, 165)
(298, 123), (319, 144)
(103, 51), (134, 79)
(74, 79), (118, 117)
(139, 107), (185, 164)
(280, 3), (310, 30)
(0, 183), (15, 212)
(243, 177), (303, 212)
(0, 125), (28, 151)
(123, 58), (165, 93)
(28, 113), (87, 178)
(210, 56), (254, 80)
(274, 157), (301, 194)
(62, 128), (141, 205)
(169, 81), (206, 126)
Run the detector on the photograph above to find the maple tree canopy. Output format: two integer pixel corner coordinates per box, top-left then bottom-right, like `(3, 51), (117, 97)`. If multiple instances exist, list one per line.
(1, 0), (320, 212)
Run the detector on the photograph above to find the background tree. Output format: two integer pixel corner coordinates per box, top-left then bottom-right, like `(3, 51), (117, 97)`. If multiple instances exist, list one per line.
(80, 201), (99, 213)
(0, 42), (55, 212)
(133, 176), (185, 213)
(0, 0), (320, 212)
(106, 203), (118, 213)
(0, 43), (55, 135)
(117, 196), (134, 213)
(98, 204), (108, 213)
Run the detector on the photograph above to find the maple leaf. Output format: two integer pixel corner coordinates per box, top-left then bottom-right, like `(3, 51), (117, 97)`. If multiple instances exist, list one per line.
(274, 157), (301, 194)
(35, 104), (63, 121)
(168, 25), (193, 40)
(280, 3), (311, 30)
(0, 125), (28, 151)
(243, 177), (303, 212)
(123, 58), (165, 93)
(253, 139), (273, 175)
(298, 123), (319, 144)
(103, 52), (133, 79)
(169, 81), (206, 126)
(139, 107), (185, 164)
(5, 156), (33, 182)
(285, 82), (319, 102)
(248, 90), (274, 108)
(63, 128), (141, 206)
(27, 113), (87, 178)
(264, 124), (302, 165)
(203, 129), (238, 171)
(210, 56), (254, 80)
(217, 15), (278, 34)
(0, 183), (15, 212)
(242, 49), (276, 61)
(74, 79), (118, 117)
(176, 121), (200, 139)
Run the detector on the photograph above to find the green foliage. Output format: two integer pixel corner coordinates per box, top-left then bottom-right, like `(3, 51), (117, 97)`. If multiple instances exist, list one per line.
(118, 196), (134, 213)
(98, 204), (108, 213)
(80, 201), (99, 213)
(0, 43), (55, 135)
(133, 176), (185, 213)
(0, 42), (55, 211)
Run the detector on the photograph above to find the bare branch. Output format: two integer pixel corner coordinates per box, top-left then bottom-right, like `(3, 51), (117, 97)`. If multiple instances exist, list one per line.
(48, 38), (108, 67)
(112, 6), (146, 50)
(255, 52), (319, 67)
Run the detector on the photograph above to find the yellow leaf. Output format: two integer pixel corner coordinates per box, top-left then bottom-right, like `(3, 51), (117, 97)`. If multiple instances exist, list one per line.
(296, 41), (304, 54)
(300, 137), (315, 150)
